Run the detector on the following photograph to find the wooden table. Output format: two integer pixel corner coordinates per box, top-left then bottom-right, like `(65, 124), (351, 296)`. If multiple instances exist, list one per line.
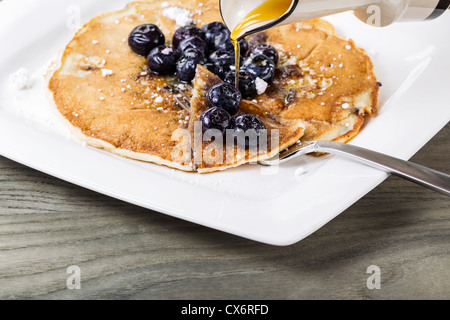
(0, 124), (448, 300)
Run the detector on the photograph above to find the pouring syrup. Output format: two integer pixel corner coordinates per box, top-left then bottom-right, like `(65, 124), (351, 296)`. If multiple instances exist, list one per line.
(229, 0), (294, 88)
(223, 0), (448, 89)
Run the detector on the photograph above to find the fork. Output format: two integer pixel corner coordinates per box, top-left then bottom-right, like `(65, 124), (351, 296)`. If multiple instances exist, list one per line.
(163, 84), (193, 113)
(167, 86), (450, 197)
(260, 140), (450, 197)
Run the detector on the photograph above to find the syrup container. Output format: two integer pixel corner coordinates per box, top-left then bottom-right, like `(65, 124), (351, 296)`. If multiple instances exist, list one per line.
(221, 0), (450, 40)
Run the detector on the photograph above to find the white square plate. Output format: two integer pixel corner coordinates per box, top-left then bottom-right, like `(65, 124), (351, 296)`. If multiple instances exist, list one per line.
(0, 0), (449, 245)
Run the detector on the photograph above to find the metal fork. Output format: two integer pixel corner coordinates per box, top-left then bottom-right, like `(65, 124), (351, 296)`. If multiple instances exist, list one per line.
(163, 84), (193, 112)
(168, 86), (450, 197)
(260, 140), (450, 197)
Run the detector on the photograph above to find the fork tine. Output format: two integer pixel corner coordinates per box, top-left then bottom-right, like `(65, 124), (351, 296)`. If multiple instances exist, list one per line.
(185, 84), (193, 92)
(163, 84), (191, 112)
(179, 89), (191, 100)
(259, 141), (317, 166)
(175, 96), (191, 112)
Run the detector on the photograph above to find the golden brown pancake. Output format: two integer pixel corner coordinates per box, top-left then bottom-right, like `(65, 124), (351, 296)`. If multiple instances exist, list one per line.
(249, 20), (378, 145)
(48, 0), (215, 172)
(189, 66), (304, 173)
(47, 0), (379, 172)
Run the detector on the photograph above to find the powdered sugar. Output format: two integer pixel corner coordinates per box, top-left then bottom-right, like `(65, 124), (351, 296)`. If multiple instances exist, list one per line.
(101, 68), (113, 77)
(162, 7), (194, 26)
(255, 77), (268, 95)
(2, 63), (73, 139)
(161, 47), (174, 55)
(9, 68), (30, 90)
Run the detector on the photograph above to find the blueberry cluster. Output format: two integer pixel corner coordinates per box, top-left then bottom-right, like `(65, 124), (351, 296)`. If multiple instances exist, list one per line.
(200, 83), (266, 148)
(128, 22), (279, 100)
(128, 22), (273, 148)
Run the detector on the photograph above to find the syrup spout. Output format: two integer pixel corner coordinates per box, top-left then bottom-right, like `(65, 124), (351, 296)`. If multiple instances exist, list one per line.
(220, 0), (298, 40)
(220, 0), (449, 40)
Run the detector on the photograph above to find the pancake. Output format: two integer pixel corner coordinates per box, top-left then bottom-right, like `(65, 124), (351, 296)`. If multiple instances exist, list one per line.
(249, 20), (379, 145)
(48, 0), (222, 172)
(189, 65), (305, 173)
(47, 0), (379, 173)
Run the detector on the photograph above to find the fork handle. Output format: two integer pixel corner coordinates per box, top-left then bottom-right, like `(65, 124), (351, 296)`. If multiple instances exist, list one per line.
(312, 141), (450, 197)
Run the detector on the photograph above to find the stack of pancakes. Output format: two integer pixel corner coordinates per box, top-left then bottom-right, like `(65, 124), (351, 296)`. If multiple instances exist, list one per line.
(48, 0), (379, 173)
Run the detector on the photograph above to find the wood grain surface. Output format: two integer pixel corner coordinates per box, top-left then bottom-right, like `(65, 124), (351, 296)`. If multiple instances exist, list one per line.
(0, 124), (448, 300)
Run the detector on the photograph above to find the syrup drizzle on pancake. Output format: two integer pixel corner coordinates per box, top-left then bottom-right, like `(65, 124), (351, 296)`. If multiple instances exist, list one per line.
(230, 0), (294, 89)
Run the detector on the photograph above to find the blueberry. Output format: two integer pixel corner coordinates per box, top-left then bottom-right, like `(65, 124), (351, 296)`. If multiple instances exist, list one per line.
(241, 54), (276, 85)
(211, 29), (234, 52)
(128, 24), (165, 56)
(147, 45), (180, 75)
(178, 36), (208, 53)
(200, 107), (232, 135)
(177, 58), (200, 83)
(232, 114), (267, 148)
(238, 38), (249, 57)
(202, 22), (228, 48)
(172, 25), (205, 50)
(247, 44), (279, 65)
(203, 62), (227, 79)
(207, 83), (241, 116)
(209, 49), (235, 69)
(224, 70), (257, 99)
(176, 48), (207, 83)
(182, 47), (207, 61)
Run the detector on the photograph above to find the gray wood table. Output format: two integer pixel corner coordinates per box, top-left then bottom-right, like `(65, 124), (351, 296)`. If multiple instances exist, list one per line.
(0, 124), (448, 300)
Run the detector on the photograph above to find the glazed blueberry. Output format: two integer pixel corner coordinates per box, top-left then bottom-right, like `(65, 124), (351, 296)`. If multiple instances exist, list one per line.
(200, 107), (232, 135)
(172, 25), (205, 50)
(208, 49), (235, 69)
(182, 47), (207, 61)
(241, 54), (276, 85)
(247, 44), (279, 65)
(207, 82), (242, 116)
(238, 38), (249, 57)
(204, 62), (227, 79)
(128, 24), (165, 56)
(232, 114), (267, 148)
(202, 22), (228, 48)
(147, 45), (180, 75)
(176, 58), (200, 83)
(176, 48), (207, 83)
(178, 36), (208, 53)
(211, 29), (234, 52)
(224, 70), (257, 99)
